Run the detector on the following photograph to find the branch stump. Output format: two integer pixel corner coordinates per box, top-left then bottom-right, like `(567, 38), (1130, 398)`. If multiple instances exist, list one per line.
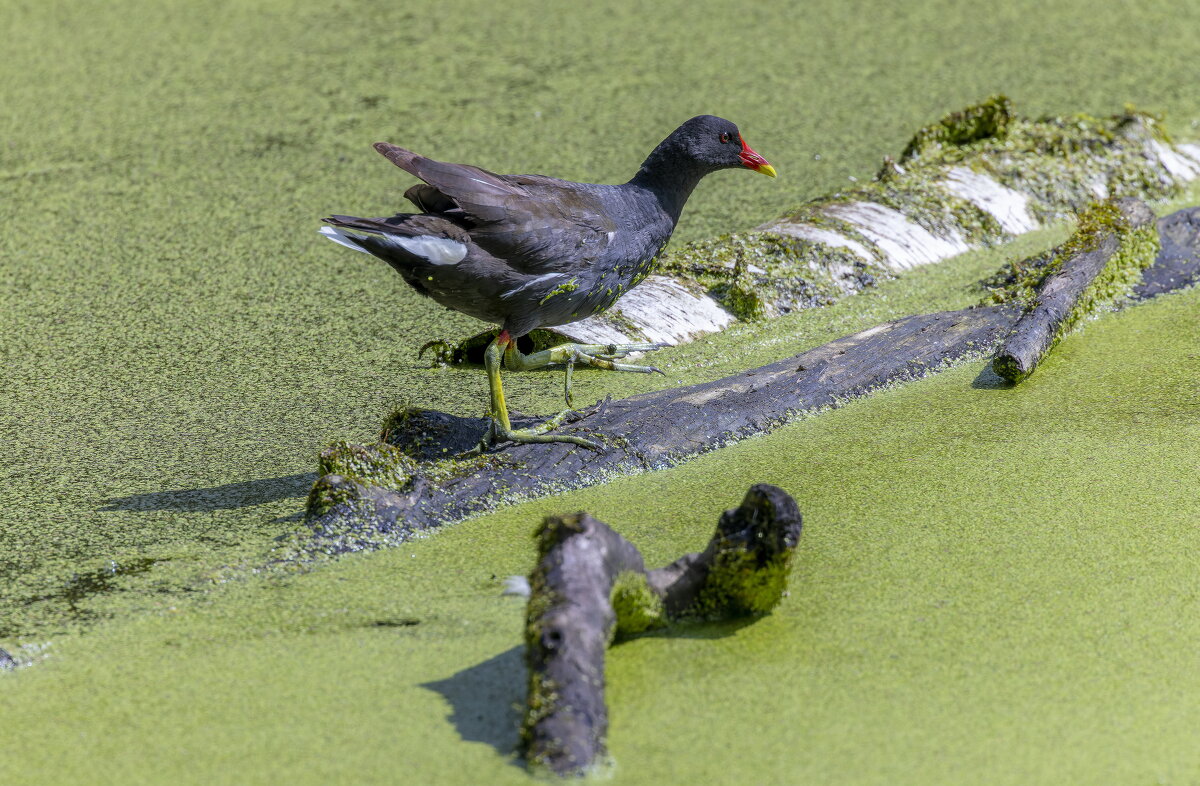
(520, 484), (803, 775)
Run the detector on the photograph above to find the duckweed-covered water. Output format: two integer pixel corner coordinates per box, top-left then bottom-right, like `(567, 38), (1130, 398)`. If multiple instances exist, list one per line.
(3, 0), (1200, 781)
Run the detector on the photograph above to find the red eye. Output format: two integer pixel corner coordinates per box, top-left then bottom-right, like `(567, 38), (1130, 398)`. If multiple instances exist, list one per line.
(719, 132), (730, 144)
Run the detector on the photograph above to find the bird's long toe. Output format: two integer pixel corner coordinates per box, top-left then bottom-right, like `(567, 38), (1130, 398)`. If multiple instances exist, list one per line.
(488, 417), (601, 451)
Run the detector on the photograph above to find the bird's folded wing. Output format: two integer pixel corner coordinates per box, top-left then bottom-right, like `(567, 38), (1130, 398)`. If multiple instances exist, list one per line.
(374, 143), (615, 275)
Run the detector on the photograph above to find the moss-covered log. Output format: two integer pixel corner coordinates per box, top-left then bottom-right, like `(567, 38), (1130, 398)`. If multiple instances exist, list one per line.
(521, 484), (802, 775)
(303, 304), (1018, 554)
(437, 100), (1200, 360)
(991, 198), (1158, 382)
(301, 207), (1200, 555)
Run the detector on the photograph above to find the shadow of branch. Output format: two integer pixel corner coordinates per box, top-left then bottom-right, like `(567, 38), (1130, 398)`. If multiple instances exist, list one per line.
(101, 472), (318, 512)
(421, 646), (525, 759)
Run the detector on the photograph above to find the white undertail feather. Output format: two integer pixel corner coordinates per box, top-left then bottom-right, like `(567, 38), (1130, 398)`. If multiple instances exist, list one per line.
(318, 225), (369, 253)
(318, 226), (468, 266)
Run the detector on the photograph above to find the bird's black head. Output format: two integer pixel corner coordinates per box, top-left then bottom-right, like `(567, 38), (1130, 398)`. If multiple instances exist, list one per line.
(649, 115), (777, 177)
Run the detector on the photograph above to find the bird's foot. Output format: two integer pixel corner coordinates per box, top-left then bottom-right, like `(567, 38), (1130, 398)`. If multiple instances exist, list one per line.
(555, 342), (670, 407)
(418, 339), (457, 367)
(563, 341), (672, 363)
(473, 409), (601, 453)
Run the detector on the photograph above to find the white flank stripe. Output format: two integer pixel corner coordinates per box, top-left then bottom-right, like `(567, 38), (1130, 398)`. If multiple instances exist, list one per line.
(501, 272), (564, 300)
(384, 234), (468, 265)
(318, 226), (370, 253)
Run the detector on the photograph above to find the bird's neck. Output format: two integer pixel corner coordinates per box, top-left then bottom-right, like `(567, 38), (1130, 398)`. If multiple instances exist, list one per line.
(627, 148), (708, 224)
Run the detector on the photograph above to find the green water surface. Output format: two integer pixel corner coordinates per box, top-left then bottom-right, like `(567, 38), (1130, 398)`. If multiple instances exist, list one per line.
(3, 283), (1198, 785)
(3, 0), (1200, 781)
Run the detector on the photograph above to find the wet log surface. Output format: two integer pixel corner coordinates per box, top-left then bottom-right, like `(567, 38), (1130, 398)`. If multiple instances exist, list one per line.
(521, 485), (802, 775)
(1134, 206), (1200, 300)
(307, 304), (1018, 551)
(991, 198), (1156, 382)
(519, 512), (643, 776)
(305, 208), (1200, 552)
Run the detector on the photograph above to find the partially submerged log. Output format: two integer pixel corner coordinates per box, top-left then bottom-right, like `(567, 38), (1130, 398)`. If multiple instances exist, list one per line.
(300, 205), (1200, 554)
(521, 484), (803, 775)
(1134, 206), (1200, 299)
(440, 99), (1200, 358)
(303, 304), (1018, 553)
(991, 198), (1158, 382)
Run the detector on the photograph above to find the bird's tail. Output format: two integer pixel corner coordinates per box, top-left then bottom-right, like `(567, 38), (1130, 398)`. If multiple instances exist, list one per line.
(317, 215), (467, 267)
(317, 224), (370, 253)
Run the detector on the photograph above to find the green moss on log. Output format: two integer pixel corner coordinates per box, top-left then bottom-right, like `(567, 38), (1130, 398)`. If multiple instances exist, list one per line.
(305, 475), (370, 519)
(981, 199), (1160, 309)
(987, 199), (1160, 383)
(686, 548), (794, 618)
(901, 95), (1014, 161)
(658, 231), (881, 318)
(1060, 218), (1159, 335)
(317, 440), (416, 492)
(610, 571), (667, 637)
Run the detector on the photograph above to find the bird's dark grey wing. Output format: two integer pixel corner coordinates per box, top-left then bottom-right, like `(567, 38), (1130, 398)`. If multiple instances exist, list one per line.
(373, 143), (615, 274)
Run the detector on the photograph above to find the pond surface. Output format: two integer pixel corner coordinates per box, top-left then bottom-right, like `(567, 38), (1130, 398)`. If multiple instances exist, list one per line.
(3, 0), (1200, 781)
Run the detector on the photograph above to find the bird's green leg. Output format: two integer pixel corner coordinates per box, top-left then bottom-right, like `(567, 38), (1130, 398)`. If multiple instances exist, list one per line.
(563, 354), (577, 409)
(477, 332), (599, 451)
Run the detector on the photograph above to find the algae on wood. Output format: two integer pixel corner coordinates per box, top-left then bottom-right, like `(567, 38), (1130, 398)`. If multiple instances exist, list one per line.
(300, 206), (1200, 555)
(442, 99), (1200, 357)
(302, 305), (1019, 553)
(521, 484), (802, 776)
(991, 198), (1160, 382)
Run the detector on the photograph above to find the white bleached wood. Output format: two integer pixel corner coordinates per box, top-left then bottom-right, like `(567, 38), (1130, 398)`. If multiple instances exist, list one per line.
(758, 222), (875, 261)
(1149, 139), (1200, 181)
(553, 275), (734, 346)
(940, 167), (1039, 234)
(1179, 143), (1200, 168)
(823, 201), (970, 271)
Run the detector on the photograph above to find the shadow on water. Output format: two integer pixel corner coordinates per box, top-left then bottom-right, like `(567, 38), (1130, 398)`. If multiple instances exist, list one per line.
(101, 472), (318, 512)
(1, 557), (172, 638)
(640, 615), (760, 640)
(971, 363), (1012, 390)
(424, 616), (755, 756)
(422, 646), (525, 759)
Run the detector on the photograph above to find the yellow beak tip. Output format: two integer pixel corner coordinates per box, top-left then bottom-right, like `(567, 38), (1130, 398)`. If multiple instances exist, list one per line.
(759, 164), (778, 178)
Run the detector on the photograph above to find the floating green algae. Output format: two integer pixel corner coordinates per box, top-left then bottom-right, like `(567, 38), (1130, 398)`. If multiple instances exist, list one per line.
(6, 0), (1200, 637)
(4, 0), (1200, 778)
(2, 285), (1198, 784)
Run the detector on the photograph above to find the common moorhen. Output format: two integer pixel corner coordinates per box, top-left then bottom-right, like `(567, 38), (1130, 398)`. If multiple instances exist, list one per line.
(320, 115), (776, 449)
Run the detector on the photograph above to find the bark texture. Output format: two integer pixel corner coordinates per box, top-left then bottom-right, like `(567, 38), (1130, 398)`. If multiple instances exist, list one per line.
(302, 205), (1200, 554)
(991, 198), (1156, 382)
(1134, 207), (1200, 300)
(306, 305), (1017, 553)
(521, 484), (802, 776)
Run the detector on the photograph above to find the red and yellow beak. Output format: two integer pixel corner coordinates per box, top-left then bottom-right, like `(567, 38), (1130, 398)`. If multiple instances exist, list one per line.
(739, 135), (777, 177)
